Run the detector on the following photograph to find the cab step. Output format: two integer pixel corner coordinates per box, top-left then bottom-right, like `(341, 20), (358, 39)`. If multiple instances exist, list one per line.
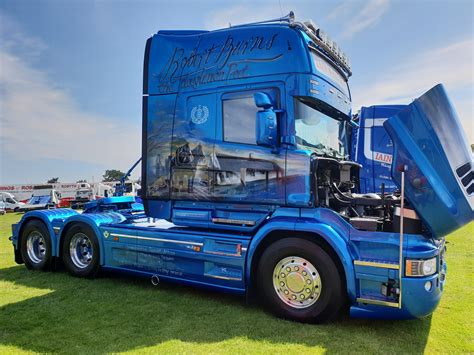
(356, 297), (400, 308)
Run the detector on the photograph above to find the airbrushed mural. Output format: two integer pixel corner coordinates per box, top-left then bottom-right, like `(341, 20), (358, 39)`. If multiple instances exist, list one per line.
(155, 33), (281, 93)
(144, 26), (312, 206)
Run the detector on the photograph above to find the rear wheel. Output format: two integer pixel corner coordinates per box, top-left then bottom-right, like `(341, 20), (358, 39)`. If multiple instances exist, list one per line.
(257, 238), (344, 323)
(20, 220), (52, 271)
(62, 224), (100, 278)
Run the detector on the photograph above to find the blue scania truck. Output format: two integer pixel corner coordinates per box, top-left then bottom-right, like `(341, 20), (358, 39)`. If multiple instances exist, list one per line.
(10, 13), (474, 322)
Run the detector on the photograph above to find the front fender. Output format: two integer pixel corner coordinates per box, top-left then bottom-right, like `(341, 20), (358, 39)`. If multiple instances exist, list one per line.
(57, 212), (126, 264)
(245, 207), (357, 301)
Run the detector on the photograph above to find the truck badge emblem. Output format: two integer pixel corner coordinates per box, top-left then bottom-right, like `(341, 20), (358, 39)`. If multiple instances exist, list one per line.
(191, 105), (209, 124)
(104, 231), (109, 238)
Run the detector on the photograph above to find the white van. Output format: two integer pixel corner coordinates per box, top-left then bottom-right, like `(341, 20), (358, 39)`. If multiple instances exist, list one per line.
(0, 192), (25, 212)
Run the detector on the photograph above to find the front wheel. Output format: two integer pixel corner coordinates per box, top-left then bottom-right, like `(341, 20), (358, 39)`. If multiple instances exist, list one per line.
(257, 238), (345, 323)
(62, 224), (100, 278)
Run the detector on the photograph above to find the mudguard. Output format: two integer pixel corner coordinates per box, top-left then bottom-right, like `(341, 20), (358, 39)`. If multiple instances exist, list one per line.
(13, 209), (79, 255)
(57, 212), (126, 264)
(384, 84), (474, 238)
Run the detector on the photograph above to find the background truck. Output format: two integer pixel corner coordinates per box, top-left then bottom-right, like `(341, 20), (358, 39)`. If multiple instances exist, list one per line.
(351, 105), (407, 193)
(70, 183), (96, 210)
(17, 185), (60, 212)
(0, 182), (115, 207)
(10, 13), (473, 323)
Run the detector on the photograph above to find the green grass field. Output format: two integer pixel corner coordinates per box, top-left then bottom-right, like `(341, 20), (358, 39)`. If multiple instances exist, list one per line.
(0, 213), (472, 354)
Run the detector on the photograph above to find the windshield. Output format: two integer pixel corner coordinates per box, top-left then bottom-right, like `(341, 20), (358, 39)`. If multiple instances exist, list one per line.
(294, 98), (348, 159)
(28, 196), (51, 205)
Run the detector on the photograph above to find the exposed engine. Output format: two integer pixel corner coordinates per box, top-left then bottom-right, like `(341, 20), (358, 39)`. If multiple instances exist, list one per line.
(313, 156), (423, 233)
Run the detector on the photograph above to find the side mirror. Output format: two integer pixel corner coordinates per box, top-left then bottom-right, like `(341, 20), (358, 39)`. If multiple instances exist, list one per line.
(254, 93), (277, 147)
(254, 92), (273, 109)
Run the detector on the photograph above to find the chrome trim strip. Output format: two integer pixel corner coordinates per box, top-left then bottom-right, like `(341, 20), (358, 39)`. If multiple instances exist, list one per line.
(354, 260), (400, 270)
(53, 227), (60, 230)
(204, 274), (242, 281)
(110, 233), (203, 246)
(204, 250), (241, 257)
(211, 218), (256, 226)
(356, 298), (399, 308)
(241, 247), (248, 252)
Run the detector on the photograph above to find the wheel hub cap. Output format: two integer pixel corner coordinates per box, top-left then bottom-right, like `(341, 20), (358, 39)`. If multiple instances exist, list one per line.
(26, 231), (46, 264)
(273, 256), (322, 309)
(70, 233), (93, 269)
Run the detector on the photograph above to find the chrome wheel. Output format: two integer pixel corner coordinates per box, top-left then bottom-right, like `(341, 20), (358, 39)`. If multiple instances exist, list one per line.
(273, 256), (322, 309)
(26, 231), (47, 264)
(69, 233), (93, 269)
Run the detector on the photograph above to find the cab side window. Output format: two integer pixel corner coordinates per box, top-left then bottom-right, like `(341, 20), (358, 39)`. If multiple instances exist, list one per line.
(223, 96), (257, 145)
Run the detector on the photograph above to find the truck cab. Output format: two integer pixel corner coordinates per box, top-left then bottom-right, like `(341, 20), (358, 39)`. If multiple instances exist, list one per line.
(10, 13), (473, 323)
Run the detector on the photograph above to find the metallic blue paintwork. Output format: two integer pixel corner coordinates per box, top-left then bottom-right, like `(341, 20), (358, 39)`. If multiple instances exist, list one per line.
(384, 84), (474, 238)
(11, 25), (465, 321)
(12, 200), (446, 319)
(12, 209), (79, 255)
(350, 273), (444, 319)
(143, 24), (351, 221)
(351, 105), (406, 193)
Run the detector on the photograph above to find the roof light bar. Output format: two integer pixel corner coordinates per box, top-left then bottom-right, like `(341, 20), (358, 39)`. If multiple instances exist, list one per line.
(291, 16), (352, 76)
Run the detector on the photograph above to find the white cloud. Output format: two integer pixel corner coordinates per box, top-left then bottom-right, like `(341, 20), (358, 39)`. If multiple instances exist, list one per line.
(0, 34), (141, 175)
(327, 0), (390, 40)
(205, 4), (290, 30)
(351, 38), (474, 142)
(326, 2), (354, 22)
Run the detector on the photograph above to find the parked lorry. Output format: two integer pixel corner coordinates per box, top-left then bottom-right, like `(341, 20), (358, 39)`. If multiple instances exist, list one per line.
(0, 182), (115, 207)
(9, 13), (473, 322)
(17, 185), (60, 212)
(351, 105), (407, 193)
(70, 183), (96, 210)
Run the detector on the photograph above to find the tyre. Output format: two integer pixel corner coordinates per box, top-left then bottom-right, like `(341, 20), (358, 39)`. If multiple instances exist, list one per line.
(62, 224), (100, 278)
(256, 238), (345, 323)
(20, 220), (52, 271)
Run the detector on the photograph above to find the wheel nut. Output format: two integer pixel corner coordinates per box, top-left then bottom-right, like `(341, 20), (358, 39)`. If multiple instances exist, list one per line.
(292, 295), (297, 300)
(280, 281), (285, 287)
(286, 267), (291, 272)
(294, 266), (299, 271)
(280, 273), (285, 278)
(306, 279), (311, 284)
(302, 271), (307, 276)
(300, 294), (305, 299)
(306, 288), (311, 293)
(284, 290), (289, 295)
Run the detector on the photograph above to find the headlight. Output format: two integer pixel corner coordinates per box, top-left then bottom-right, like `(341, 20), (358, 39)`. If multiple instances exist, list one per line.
(405, 257), (437, 277)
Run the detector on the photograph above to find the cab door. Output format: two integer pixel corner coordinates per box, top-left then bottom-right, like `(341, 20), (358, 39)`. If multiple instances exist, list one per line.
(213, 86), (286, 204)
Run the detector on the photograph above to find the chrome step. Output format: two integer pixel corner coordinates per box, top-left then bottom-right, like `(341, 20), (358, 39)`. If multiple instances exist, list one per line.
(356, 297), (400, 308)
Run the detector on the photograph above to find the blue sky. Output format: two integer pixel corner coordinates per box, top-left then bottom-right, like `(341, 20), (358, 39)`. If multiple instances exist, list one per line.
(0, 0), (472, 184)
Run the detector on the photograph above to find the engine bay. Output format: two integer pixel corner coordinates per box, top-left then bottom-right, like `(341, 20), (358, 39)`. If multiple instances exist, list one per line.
(313, 156), (423, 234)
